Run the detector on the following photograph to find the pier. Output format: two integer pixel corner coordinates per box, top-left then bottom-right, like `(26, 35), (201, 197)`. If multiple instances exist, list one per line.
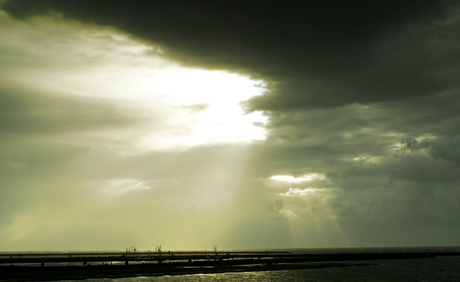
(0, 250), (292, 266)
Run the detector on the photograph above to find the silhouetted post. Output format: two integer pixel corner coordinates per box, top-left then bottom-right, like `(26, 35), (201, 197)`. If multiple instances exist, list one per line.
(156, 245), (162, 264)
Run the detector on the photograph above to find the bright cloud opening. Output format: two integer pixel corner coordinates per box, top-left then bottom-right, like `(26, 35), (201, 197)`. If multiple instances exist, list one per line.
(0, 12), (268, 153)
(269, 173), (325, 183)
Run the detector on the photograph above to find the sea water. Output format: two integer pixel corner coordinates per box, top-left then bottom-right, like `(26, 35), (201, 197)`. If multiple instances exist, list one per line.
(19, 247), (460, 281)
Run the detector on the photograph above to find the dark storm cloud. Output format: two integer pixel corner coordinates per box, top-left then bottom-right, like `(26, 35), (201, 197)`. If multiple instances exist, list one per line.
(331, 154), (459, 185)
(256, 88), (460, 175)
(430, 136), (460, 164)
(3, 0), (459, 111)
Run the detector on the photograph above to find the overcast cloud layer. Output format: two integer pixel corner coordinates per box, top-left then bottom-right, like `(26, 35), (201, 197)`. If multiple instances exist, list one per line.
(1, 0), (460, 251)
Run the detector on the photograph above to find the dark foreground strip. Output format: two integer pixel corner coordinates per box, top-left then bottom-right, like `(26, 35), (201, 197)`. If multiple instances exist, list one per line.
(0, 261), (371, 282)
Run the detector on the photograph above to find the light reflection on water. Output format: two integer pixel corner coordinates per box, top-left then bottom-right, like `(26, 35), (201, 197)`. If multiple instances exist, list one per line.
(63, 256), (460, 282)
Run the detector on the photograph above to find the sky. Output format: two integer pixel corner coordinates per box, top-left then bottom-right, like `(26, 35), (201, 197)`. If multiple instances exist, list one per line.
(1, 0), (460, 251)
